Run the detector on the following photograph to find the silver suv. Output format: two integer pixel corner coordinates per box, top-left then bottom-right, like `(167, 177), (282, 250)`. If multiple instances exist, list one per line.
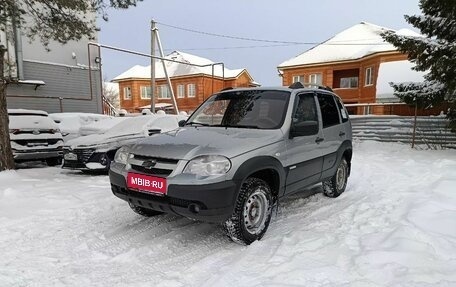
(109, 84), (352, 245)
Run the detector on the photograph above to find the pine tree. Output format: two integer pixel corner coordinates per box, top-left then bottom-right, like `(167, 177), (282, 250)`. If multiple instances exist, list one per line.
(382, 0), (456, 130)
(0, 0), (142, 171)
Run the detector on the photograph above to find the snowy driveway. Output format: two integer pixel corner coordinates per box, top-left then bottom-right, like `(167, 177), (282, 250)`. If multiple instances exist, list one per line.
(1, 141), (456, 287)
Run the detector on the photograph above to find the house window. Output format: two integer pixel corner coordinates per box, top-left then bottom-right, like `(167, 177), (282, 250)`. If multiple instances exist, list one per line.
(340, 77), (358, 88)
(292, 75), (304, 84)
(177, 84), (185, 98)
(123, 87), (131, 100)
(140, 86), (151, 99)
(157, 85), (170, 99)
(365, 67), (373, 86)
(309, 74), (322, 85)
(187, 83), (196, 98)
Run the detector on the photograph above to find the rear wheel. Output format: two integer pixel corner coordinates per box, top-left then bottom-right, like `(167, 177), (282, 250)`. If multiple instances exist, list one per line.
(322, 158), (348, 198)
(223, 177), (273, 245)
(128, 203), (163, 217)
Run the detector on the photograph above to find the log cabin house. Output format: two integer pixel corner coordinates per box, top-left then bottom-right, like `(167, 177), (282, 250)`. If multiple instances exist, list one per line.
(278, 22), (444, 116)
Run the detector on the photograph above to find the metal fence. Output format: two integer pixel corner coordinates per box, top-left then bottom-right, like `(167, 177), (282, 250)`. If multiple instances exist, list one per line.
(350, 115), (456, 148)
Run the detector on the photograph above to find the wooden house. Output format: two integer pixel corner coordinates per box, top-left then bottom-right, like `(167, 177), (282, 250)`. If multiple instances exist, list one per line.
(277, 22), (444, 116)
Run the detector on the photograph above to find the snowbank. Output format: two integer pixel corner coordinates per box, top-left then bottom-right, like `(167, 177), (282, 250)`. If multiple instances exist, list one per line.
(1, 141), (455, 286)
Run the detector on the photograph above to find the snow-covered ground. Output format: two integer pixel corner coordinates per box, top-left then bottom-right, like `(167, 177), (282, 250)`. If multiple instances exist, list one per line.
(1, 141), (455, 287)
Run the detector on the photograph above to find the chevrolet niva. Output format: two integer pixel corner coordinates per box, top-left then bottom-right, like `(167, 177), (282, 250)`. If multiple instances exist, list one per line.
(109, 83), (352, 245)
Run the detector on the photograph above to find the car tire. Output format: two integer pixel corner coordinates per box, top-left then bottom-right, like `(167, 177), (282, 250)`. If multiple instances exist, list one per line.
(46, 157), (62, 166)
(128, 203), (163, 217)
(223, 177), (273, 245)
(322, 158), (348, 198)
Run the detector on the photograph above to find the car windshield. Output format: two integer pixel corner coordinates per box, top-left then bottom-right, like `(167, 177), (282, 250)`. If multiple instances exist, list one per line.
(186, 90), (290, 129)
(103, 116), (154, 136)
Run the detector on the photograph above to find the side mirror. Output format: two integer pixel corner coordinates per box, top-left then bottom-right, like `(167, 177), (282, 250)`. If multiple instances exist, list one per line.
(178, 120), (186, 127)
(53, 119), (61, 124)
(290, 121), (319, 138)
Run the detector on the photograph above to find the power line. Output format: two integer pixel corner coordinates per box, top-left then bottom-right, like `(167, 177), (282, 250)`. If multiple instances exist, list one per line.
(157, 21), (390, 47)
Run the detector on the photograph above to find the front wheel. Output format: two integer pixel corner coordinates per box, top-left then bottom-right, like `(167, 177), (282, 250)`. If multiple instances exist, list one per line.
(223, 177), (273, 245)
(322, 158), (348, 198)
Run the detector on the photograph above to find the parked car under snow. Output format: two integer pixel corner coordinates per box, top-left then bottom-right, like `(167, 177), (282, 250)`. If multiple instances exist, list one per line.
(62, 114), (186, 173)
(8, 109), (64, 166)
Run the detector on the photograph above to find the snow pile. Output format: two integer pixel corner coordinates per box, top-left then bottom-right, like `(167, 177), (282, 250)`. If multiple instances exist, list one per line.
(1, 141), (456, 286)
(49, 113), (114, 140)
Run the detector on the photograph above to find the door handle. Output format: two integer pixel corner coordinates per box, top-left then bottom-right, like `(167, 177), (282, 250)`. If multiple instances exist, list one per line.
(315, 137), (324, 143)
(339, 131), (346, 137)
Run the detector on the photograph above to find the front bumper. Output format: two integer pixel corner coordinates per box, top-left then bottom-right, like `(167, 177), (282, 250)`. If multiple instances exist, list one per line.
(62, 150), (109, 171)
(109, 169), (238, 223)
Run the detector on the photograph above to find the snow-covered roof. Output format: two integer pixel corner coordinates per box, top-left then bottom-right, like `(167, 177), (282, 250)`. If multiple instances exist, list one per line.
(278, 22), (420, 68)
(8, 109), (49, 116)
(113, 51), (250, 82)
(376, 60), (426, 100)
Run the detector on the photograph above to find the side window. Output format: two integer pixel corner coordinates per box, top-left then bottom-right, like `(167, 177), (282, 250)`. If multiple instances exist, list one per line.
(317, 93), (340, 128)
(335, 97), (349, 123)
(293, 93), (318, 135)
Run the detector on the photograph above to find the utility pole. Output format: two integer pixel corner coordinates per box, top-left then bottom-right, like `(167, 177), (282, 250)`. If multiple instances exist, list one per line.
(150, 20), (156, 113)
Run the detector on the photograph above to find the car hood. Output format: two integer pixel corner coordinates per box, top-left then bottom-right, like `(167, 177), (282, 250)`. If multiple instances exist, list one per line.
(129, 127), (284, 160)
(66, 132), (144, 149)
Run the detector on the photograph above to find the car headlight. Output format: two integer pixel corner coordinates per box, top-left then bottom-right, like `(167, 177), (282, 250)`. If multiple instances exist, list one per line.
(183, 155), (231, 176)
(114, 146), (130, 164)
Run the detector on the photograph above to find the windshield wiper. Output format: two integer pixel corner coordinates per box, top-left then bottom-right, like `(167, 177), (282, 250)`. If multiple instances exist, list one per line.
(185, 121), (210, 126)
(212, 124), (260, 129)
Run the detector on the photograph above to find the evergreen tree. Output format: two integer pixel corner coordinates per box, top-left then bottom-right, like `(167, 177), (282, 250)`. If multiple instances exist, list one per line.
(0, 0), (142, 171)
(382, 0), (456, 130)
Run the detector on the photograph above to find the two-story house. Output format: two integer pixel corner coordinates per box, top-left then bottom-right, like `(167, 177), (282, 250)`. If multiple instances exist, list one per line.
(112, 51), (258, 113)
(278, 22), (440, 116)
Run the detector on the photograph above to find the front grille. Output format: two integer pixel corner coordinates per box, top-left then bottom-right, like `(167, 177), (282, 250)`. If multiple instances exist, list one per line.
(129, 155), (178, 178)
(64, 148), (95, 163)
(130, 165), (173, 177)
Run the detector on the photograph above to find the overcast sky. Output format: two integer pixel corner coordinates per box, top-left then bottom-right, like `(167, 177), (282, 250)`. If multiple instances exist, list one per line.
(98, 0), (421, 86)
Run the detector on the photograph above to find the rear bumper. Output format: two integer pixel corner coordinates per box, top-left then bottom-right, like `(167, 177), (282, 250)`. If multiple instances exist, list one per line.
(109, 170), (238, 223)
(13, 149), (63, 161)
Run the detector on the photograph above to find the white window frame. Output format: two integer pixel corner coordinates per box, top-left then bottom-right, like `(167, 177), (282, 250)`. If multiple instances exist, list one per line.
(365, 67), (374, 86)
(140, 86), (151, 99)
(340, 77), (359, 89)
(123, 87), (131, 100)
(292, 75), (304, 84)
(187, 83), (196, 98)
(309, 73), (322, 85)
(157, 85), (171, 99)
(177, 84), (185, 98)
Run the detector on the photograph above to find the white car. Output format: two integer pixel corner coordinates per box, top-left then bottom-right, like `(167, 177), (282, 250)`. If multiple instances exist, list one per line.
(49, 113), (116, 141)
(8, 109), (64, 166)
(62, 114), (186, 173)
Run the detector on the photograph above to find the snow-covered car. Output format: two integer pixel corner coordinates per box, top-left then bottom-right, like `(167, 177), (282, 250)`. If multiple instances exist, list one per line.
(62, 114), (187, 173)
(8, 109), (64, 166)
(49, 113), (115, 141)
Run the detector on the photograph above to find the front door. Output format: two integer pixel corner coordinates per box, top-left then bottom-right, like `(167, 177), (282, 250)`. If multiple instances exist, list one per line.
(284, 92), (323, 195)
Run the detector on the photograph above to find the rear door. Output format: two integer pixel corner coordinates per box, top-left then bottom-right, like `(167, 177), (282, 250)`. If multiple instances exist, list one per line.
(284, 92), (323, 195)
(316, 93), (344, 178)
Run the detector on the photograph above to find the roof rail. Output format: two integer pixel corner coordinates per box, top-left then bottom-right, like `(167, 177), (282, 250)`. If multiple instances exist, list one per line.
(288, 82), (333, 92)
